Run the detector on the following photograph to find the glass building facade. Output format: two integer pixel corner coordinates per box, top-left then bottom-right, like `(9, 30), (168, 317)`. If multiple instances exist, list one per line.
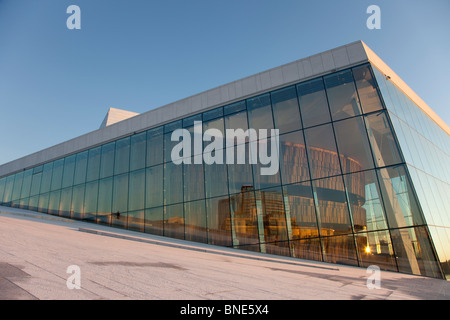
(0, 58), (448, 279)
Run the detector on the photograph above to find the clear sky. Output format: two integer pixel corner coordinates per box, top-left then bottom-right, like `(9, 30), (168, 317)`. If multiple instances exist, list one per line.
(0, 0), (449, 165)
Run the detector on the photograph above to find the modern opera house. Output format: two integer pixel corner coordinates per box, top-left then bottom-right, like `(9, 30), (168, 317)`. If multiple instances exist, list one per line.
(0, 41), (449, 279)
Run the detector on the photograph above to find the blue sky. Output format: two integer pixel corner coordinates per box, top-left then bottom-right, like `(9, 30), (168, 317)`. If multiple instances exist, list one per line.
(0, 0), (449, 165)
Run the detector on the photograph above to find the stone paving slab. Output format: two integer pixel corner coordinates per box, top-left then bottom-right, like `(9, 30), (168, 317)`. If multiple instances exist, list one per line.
(0, 205), (449, 300)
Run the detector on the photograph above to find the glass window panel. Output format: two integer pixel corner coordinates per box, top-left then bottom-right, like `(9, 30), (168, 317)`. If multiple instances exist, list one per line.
(146, 127), (164, 167)
(258, 187), (288, 244)
(333, 116), (375, 174)
(128, 169), (145, 212)
(28, 195), (39, 212)
(38, 193), (49, 213)
(128, 210), (145, 232)
(206, 196), (232, 247)
(130, 132), (147, 171)
(111, 211), (127, 229)
(84, 181), (98, 221)
(40, 162), (53, 194)
(376, 165), (424, 228)
(343, 170), (388, 232)
(184, 199), (207, 243)
(62, 155), (76, 188)
(229, 189), (260, 247)
(164, 203), (184, 240)
(100, 142), (115, 179)
(48, 190), (61, 215)
(183, 160), (205, 202)
(226, 144), (254, 195)
(321, 234), (358, 266)
(290, 237), (322, 261)
(86, 146), (101, 182)
(312, 175), (353, 235)
(282, 181), (319, 240)
(324, 70), (362, 121)
(304, 123), (341, 179)
(204, 162), (228, 198)
(145, 207), (163, 236)
(265, 241), (291, 257)
(364, 111), (402, 168)
(73, 151), (88, 185)
(59, 187), (72, 218)
(183, 113), (202, 128)
(20, 169), (33, 202)
(247, 94), (274, 137)
(30, 172), (42, 197)
(355, 230), (397, 271)
(271, 86), (302, 134)
(11, 172), (24, 201)
(251, 137), (281, 191)
(114, 137), (130, 175)
(203, 107), (223, 121)
(3, 175), (15, 204)
(164, 161), (183, 205)
(50, 159), (64, 191)
(97, 177), (113, 225)
(391, 227), (442, 278)
(164, 120), (182, 134)
(0, 177), (6, 204)
(352, 64), (383, 113)
(112, 173), (128, 214)
(224, 101), (246, 115)
(279, 130), (309, 184)
(164, 131), (182, 164)
(297, 78), (331, 128)
(71, 184), (85, 220)
(145, 165), (163, 208)
(224, 110), (249, 146)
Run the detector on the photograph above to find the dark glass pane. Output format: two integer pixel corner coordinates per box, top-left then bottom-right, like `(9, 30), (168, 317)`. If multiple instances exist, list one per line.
(312, 175), (353, 235)
(204, 162), (228, 198)
(145, 207), (163, 236)
(59, 187), (72, 218)
(251, 136), (281, 190)
(297, 78), (331, 128)
(84, 181), (98, 221)
(112, 173), (128, 214)
(333, 116), (375, 174)
(324, 70), (361, 121)
(203, 107), (223, 121)
(279, 130), (309, 184)
(20, 169), (33, 199)
(73, 151), (88, 185)
(258, 187), (288, 244)
(183, 113), (202, 128)
(224, 101), (246, 115)
(130, 132), (147, 171)
(206, 196), (232, 246)
(97, 177), (113, 225)
(290, 238), (322, 261)
(355, 230), (397, 271)
(164, 161), (183, 205)
(377, 165), (424, 228)
(146, 127), (164, 167)
(100, 142), (115, 179)
(343, 170), (388, 232)
(224, 110), (249, 146)
(271, 86), (302, 134)
(184, 199), (207, 243)
(145, 165), (163, 208)
(86, 146), (101, 182)
(321, 234), (358, 266)
(48, 190), (61, 215)
(128, 169), (145, 212)
(183, 160), (205, 202)
(391, 227), (442, 278)
(128, 210), (145, 232)
(164, 203), (184, 240)
(364, 111), (402, 167)
(164, 120), (182, 134)
(226, 144), (254, 195)
(229, 189), (260, 247)
(247, 94), (274, 136)
(40, 163), (53, 194)
(304, 123), (341, 179)
(71, 183), (85, 219)
(352, 64), (383, 113)
(50, 159), (64, 191)
(282, 181), (319, 240)
(62, 155), (76, 188)
(114, 137), (130, 175)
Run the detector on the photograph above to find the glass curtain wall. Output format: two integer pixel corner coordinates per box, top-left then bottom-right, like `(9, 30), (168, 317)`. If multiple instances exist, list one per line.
(0, 63), (444, 279)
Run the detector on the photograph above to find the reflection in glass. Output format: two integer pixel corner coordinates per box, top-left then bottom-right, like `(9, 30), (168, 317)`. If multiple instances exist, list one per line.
(355, 230), (397, 271)
(146, 127), (163, 167)
(128, 210), (145, 232)
(297, 78), (331, 128)
(290, 238), (322, 261)
(324, 70), (361, 121)
(229, 189), (260, 249)
(206, 196), (232, 246)
(304, 124), (341, 179)
(50, 159), (64, 191)
(97, 177), (113, 225)
(333, 116), (374, 174)
(145, 207), (163, 236)
(130, 132), (147, 171)
(86, 146), (101, 182)
(84, 181), (98, 221)
(114, 137), (130, 175)
(112, 173), (128, 215)
(59, 187), (72, 218)
(146, 165), (163, 208)
(279, 130), (309, 184)
(164, 161), (183, 205)
(257, 187), (288, 245)
(71, 184), (85, 219)
(164, 203), (184, 240)
(184, 199), (207, 243)
(73, 151), (88, 185)
(40, 163), (54, 194)
(128, 169), (145, 212)
(62, 155), (76, 188)
(271, 86), (302, 134)
(352, 64), (384, 114)
(100, 142), (115, 179)
(20, 170), (33, 200)
(321, 234), (358, 266)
